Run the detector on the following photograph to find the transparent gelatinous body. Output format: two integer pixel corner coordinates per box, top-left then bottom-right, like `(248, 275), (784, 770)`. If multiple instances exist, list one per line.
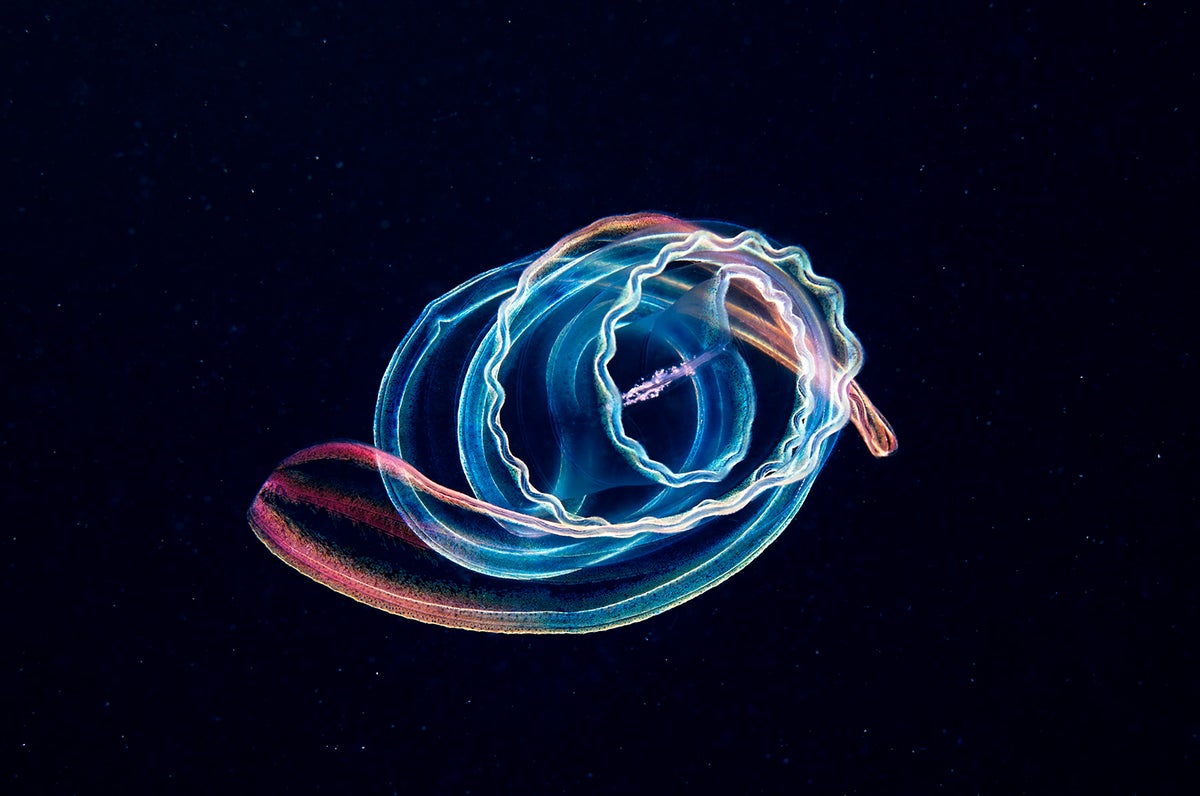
(249, 213), (896, 633)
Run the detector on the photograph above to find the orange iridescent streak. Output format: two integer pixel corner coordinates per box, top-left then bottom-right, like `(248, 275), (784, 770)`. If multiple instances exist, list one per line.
(250, 443), (533, 628)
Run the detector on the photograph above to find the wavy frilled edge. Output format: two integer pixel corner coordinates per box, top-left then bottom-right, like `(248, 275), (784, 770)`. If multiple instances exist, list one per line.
(386, 214), (893, 541)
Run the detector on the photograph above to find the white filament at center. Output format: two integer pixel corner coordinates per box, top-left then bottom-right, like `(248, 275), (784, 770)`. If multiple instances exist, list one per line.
(620, 344), (728, 407)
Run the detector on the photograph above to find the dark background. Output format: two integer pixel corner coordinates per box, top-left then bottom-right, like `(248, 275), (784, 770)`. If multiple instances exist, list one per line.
(4, 1), (1195, 792)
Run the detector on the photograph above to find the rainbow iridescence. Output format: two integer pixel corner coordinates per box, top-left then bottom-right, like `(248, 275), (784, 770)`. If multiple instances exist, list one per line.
(249, 213), (896, 633)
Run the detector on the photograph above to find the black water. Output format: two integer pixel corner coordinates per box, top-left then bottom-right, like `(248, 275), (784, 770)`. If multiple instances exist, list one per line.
(5, 2), (1194, 792)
